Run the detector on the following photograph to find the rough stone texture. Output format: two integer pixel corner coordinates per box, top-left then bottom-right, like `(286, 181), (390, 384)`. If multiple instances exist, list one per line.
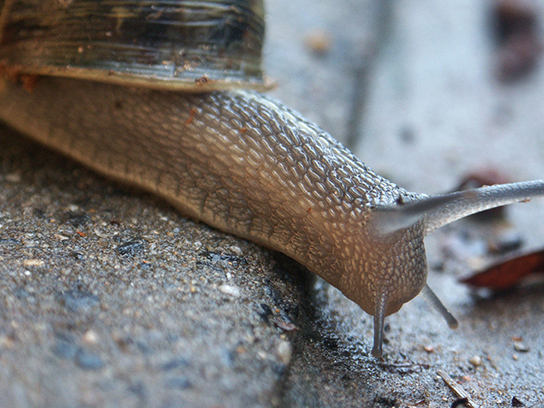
(2, 0), (544, 407)
(0, 126), (313, 408)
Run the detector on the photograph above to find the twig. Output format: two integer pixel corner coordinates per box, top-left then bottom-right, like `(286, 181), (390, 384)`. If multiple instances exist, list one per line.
(437, 370), (480, 408)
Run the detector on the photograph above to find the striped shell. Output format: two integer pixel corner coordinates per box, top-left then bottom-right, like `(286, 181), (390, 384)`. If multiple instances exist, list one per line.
(0, 0), (267, 91)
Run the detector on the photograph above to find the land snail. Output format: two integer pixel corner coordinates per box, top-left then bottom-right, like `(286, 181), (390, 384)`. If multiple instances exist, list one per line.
(1, 0), (543, 358)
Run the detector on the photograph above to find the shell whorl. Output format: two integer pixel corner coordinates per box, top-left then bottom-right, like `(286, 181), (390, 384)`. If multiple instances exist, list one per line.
(0, 0), (266, 90)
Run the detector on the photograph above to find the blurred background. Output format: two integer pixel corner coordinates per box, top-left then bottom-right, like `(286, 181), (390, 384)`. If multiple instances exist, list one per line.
(267, 0), (544, 194)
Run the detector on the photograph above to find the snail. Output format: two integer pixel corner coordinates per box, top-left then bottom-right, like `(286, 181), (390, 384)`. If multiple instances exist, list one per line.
(0, 0), (543, 358)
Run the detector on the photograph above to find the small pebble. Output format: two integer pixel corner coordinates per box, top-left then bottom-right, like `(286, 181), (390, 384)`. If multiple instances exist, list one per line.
(23, 259), (45, 267)
(218, 284), (241, 297)
(68, 204), (81, 213)
(274, 317), (298, 332)
(230, 246), (243, 256)
(513, 341), (529, 352)
(82, 330), (99, 345)
(277, 340), (292, 365)
(423, 345), (434, 353)
(5, 173), (22, 183)
(511, 396), (525, 407)
(469, 355), (482, 367)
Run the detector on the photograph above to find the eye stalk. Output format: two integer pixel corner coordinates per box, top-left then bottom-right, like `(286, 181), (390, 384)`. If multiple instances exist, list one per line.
(421, 285), (459, 329)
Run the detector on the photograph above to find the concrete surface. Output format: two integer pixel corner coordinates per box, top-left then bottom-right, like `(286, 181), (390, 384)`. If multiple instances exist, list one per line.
(0, 124), (314, 408)
(1, 0), (544, 407)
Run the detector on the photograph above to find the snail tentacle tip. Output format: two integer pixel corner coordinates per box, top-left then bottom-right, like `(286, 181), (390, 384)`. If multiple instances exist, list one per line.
(371, 336), (383, 359)
(424, 180), (544, 234)
(421, 284), (458, 330)
(371, 290), (389, 358)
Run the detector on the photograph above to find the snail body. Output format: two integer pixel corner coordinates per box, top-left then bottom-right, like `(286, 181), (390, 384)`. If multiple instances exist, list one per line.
(1, 0), (543, 358)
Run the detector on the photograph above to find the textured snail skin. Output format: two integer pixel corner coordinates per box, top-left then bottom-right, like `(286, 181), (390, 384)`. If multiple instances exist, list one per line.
(0, 77), (426, 312)
(2, 77), (544, 357)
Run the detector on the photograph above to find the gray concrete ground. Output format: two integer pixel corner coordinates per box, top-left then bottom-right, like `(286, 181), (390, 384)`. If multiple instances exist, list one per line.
(0, 127), (313, 408)
(1, 0), (544, 407)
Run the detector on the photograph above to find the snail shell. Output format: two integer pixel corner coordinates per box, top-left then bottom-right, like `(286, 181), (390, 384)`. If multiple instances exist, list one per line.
(1, 0), (543, 358)
(0, 0), (266, 90)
